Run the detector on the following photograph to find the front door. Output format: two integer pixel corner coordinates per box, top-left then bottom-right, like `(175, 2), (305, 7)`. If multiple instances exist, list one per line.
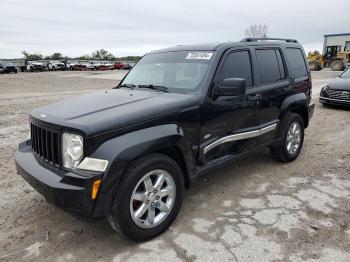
(198, 49), (260, 164)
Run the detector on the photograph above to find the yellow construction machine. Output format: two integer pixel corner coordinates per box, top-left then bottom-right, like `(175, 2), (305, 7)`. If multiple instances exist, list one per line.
(308, 34), (350, 71)
(308, 48), (349, 71)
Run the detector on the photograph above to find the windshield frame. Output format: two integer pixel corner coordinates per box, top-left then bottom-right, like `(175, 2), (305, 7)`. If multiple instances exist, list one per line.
(118, 50), (216, 94)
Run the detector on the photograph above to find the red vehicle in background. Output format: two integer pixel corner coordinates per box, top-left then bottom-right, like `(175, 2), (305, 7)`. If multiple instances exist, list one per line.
(114, 62), (124, 70)
(71, 63), (87, 71)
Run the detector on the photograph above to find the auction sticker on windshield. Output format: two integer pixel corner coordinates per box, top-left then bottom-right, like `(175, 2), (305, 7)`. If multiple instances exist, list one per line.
(186, 52), (213, 60)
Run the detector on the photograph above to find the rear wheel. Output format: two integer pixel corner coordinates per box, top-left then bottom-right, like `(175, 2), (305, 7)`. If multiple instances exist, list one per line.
(309, 61), (320, 71)
(271, 113), (304, 163)
(330, 60), (344, 71)
(109, 154), (184, 242)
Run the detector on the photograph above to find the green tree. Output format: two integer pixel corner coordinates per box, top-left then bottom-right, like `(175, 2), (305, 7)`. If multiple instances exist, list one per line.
(118, 56), (142, 62)
(50, 53), (64, 60)
(76, 54), (92, 60)
(22, 51), (43, 60)
(91, 49), (115, 60)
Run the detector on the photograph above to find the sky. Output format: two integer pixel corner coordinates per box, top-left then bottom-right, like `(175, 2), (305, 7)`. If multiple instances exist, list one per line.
(1, 0), (349, 58)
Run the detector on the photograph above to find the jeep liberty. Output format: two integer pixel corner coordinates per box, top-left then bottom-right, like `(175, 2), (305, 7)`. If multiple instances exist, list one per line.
(15, 38), (314, 241)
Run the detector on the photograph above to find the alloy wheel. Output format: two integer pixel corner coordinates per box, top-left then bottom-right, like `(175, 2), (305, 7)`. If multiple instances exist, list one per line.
(130, 169), (176, 228)
(286, 121), (301, 155)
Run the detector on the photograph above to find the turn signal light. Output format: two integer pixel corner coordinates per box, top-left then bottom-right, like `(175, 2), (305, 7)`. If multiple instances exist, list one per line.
(91, 179), (102, 200)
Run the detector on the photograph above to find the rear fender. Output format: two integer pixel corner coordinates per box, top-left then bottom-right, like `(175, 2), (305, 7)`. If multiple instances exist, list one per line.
(280, 93), (309, 127)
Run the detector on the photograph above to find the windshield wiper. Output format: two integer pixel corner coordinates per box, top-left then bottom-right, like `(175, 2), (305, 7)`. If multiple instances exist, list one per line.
(137, 84), (169, 92)
(120, 83), (136, 89)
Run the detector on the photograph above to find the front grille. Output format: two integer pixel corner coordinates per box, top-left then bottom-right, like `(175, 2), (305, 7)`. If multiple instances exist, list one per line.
(326, 90), (350, 100)
(30, 122), (61, 166)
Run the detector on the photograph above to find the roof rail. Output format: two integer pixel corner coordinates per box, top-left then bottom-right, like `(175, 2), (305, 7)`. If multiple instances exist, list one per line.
(241, 37), (298, 43)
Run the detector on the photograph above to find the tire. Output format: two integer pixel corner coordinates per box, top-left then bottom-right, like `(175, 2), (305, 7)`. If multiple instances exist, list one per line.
(270, 113), (304, 163)
(109, 153), (184, 242)
(309, 61), (320, 71)
(330, 60), (344, 71)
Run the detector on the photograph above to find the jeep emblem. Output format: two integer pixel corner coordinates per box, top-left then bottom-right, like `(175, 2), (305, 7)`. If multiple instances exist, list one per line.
(40, 114), (47, 119)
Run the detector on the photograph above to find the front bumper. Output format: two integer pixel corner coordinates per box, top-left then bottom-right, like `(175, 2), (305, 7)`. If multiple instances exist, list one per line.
(319, 96), (350, 106)
(15, 140), (103, 217)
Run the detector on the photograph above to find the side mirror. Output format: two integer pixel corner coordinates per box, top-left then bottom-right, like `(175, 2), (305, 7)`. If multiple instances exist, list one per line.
(215, 78), (246, 97)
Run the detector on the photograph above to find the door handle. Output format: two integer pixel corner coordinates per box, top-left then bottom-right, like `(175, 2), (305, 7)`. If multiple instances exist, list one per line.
(247, 94), (261, 101)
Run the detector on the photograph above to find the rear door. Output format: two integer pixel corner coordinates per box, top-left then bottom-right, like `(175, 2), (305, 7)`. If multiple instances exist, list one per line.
(284, 47), (311, 102)
(250, 47), (290, 143)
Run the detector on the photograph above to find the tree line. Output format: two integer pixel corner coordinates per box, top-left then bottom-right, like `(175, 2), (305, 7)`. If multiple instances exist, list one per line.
(21, 49), (142, 62)
(20, 25), (269, 61)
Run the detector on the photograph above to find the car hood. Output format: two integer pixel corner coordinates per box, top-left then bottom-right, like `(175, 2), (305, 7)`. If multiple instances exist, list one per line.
(30, 88), (199, 136)
(328, 77), (350, 91)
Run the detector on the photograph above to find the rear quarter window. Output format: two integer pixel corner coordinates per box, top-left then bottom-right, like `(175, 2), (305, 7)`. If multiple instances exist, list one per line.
(285, 48), (308, 78)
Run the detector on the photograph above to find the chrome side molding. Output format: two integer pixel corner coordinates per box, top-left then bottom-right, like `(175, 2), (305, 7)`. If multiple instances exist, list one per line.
(203, 123), (277, 155)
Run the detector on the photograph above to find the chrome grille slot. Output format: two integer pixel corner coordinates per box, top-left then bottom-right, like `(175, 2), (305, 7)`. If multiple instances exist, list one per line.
(30, 122), (60, 166)
(326, 90), (350, 100)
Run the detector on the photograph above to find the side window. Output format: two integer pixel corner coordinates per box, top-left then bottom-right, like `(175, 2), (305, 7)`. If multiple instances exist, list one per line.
(285, 48), (308, 78)
(256, 49), (285, 84)
(218, 50), (253, 87)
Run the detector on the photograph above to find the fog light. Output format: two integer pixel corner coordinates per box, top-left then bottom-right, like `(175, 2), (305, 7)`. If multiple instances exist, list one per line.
(91, 179), (102, 200)
(76, 157), (108, 172)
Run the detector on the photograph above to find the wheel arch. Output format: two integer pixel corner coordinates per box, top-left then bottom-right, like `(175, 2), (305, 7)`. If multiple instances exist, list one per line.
(91, 124), (194, 217)
(280, 93), (310, 128)
(156, 145), (190, 188)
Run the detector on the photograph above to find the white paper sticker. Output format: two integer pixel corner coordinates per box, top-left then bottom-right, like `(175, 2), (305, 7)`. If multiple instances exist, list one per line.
(186, 52), (213, 60)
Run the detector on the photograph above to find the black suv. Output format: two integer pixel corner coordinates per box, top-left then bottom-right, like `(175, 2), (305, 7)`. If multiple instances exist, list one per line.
(15, 38), (314, 241)
(0, 63), (18, 74)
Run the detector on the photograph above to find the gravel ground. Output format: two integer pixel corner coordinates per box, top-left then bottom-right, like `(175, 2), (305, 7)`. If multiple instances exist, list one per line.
(0, 70), (349, 262)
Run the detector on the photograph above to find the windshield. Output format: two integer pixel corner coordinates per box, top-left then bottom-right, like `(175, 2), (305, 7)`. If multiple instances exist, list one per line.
(120, 51), (214, 92)
(340, 68), (350, 79)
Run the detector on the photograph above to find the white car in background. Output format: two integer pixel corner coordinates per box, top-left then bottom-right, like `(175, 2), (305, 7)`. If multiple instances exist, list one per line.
(100, 61), (114, 70)
(26, 61), (44, 72)
(85, 61), (101, 70)
(47, 61), (65, 71)
(66, 61), (78, 70)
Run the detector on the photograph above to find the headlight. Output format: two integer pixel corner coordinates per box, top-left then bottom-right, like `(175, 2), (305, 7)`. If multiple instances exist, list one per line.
(322, 86), (330, 92)
(62, 132), (83, 169)
(320, 86), (330, 97)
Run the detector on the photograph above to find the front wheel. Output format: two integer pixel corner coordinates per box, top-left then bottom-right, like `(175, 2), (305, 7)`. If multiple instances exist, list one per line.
(270, 113), (304, 163)
(109, 154), (184, 242)
(330, 60), (344, 71)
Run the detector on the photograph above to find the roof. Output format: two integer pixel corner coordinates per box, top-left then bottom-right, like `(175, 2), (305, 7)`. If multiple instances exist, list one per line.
(147, 42), (239, 54)
(324, 33), (350, 37)
(147, 39), (301, 55)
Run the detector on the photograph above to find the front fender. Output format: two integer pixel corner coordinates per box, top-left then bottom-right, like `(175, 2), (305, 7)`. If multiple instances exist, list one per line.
(90, 124), (194, 217)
